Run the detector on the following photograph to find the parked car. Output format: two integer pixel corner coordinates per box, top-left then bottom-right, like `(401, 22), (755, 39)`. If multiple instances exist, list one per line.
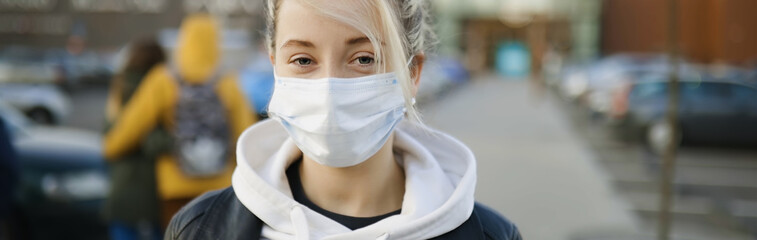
(0, 61), (60, 85)
(0, 47), (65, 87)
(45, 49), (113, 88)
(560, 54), (706, 123)
(1, 46), (113, 89)
(558, 54), (666, 101)
(0, 101), (108, 240)
(588, 65), (700, 121)
(0, 83), (71, 125)
(608, 74), (757, 152)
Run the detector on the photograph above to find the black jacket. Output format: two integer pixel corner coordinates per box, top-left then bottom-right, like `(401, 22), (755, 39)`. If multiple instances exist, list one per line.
(166, 187), (522, 240)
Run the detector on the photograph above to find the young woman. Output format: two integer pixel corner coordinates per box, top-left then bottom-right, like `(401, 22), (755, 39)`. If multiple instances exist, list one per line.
(166, 0), (521, 239)
(104, 37), (166, 240)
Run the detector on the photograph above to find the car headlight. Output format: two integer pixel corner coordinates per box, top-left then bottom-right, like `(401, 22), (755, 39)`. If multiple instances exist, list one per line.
(588, 91), (612, 113)
(564, 72), (588, 98)
(41, 171), (109, 201)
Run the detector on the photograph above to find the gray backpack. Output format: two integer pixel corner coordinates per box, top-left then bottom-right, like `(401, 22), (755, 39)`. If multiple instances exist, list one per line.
(169, 67), (231, 178)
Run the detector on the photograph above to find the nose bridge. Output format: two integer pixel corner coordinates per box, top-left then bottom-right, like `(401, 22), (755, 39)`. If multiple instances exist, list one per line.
(322, 52), (345, 79)
(324, 62), (341, 79)
(320, 47), (353, 79)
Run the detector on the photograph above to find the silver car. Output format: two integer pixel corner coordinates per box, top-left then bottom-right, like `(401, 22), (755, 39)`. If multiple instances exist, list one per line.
(0, 101), (109, 240)
(0, 83), (71, 125)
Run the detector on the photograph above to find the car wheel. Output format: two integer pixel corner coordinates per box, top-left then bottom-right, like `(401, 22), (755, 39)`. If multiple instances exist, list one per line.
(646, 119), (682, 154)
(27, 108), (55, 125)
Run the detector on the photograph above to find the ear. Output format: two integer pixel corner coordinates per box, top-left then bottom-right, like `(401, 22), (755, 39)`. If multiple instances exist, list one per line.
(410, 53), (425, 97)
(269, 54), (276, 68)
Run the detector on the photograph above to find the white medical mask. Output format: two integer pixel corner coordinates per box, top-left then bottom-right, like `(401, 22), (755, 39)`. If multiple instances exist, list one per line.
(267, 72), (407, 167)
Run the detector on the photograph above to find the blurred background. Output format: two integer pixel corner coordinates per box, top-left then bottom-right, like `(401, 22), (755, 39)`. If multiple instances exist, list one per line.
(0, 0), (755, 239)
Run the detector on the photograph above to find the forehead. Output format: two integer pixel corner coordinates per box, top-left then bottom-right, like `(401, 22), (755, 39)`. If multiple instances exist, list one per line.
(275, 0), (379, 47)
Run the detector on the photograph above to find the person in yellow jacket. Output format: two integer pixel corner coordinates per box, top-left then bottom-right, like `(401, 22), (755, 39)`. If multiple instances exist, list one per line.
(103, 14), (256, 229)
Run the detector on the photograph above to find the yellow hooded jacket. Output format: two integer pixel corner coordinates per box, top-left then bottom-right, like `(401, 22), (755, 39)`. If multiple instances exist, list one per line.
(103, 15), (256, 200)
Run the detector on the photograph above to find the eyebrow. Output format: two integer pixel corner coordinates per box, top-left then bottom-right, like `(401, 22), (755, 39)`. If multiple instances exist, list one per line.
(346, 37), (371, 45)
(279, 39), (314, 50)
(279, 37), (373, 50)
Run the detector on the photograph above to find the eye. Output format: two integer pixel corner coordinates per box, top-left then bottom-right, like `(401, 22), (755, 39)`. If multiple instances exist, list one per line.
(348, 53), (377, 74)
(356, 56), (374, 65)
(294, 57), (313, 66)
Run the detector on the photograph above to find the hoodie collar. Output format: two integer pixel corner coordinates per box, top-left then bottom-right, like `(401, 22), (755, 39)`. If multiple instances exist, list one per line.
(232, 119), (476, 240)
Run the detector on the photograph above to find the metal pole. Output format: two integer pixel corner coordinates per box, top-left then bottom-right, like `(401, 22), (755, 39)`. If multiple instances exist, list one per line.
(657, 0), (680, 239)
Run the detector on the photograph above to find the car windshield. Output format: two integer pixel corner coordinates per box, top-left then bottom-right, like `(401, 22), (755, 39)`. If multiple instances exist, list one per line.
(731, 84), (757, 102)
(681, 82), (731, 101)
(630, 82), (668, 99)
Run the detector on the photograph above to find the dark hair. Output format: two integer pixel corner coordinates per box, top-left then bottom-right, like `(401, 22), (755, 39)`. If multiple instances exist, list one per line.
(123, 37), (165, 73)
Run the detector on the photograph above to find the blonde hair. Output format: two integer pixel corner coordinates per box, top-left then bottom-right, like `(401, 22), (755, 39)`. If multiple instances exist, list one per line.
(264, 0), (435, 123)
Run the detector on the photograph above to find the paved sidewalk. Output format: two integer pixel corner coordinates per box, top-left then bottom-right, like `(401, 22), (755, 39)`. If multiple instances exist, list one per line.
(422, 75), (638, 240)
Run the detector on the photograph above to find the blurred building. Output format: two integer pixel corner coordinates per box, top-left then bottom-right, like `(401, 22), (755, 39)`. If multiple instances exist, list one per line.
(435, 0), (757, 74)
(434, 0), (602, 75)
(601, 0), (757, 65)
(0, 0), (267, 77)
(0, 0), (264, 51)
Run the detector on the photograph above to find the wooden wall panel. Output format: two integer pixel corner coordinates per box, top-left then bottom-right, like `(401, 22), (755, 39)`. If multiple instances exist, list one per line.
(600, 0), (757, 65)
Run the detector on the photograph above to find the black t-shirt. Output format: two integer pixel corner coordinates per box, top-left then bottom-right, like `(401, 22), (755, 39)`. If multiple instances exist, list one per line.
(286, 160), (401, 230)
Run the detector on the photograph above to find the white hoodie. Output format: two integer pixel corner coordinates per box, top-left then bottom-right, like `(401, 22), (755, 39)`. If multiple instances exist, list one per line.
(231, 119), (477, 240)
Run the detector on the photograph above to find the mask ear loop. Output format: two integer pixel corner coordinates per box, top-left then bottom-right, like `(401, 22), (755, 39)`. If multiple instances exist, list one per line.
(407, 55), (417, 107)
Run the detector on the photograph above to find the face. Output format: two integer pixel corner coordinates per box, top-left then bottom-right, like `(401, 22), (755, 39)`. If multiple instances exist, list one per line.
(272, 0), (415, 80)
